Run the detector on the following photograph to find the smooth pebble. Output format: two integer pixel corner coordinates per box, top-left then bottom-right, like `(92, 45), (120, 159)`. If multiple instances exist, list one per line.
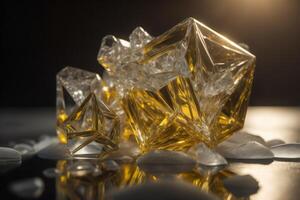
(188, 143), (227, 166)
(223, 175), (259, 197)
(271, 143), (300, 159)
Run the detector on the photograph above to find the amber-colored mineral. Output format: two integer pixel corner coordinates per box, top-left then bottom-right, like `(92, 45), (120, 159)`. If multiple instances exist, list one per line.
(97, 18), (255, 152)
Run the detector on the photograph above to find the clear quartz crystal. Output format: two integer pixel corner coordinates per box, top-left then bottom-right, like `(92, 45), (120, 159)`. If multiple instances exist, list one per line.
(56, 66), (102, 125)
(56, 67), (121, 157)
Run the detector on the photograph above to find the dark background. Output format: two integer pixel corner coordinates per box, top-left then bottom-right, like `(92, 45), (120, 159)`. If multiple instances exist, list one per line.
(1, 0), (300, 107)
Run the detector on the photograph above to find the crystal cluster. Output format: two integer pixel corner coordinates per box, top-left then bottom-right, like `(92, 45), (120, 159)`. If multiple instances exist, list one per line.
(97, 18), (255, 152)
(56, 17), (255, 155)
(56, 67), (120, 157)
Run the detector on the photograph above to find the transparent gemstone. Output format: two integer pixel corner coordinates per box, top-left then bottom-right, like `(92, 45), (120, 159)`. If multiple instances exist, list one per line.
(56, 67), (121, 158)
(129, 27), (153, 49)
(56, 66), (102, 126)
(98, 17), (255, 151)
(59, 93), (120, 158)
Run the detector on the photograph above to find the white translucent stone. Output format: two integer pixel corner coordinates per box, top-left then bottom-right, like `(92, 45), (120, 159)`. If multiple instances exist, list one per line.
(223, 175), (259, 197)
(57, 66), (102, 105)
(37, 141), (71, 160)
(101, 160), (120, 171)
(217, 141), (273, 160)
(129, 27), (152, 49)
(137, 150), (196, 166)
(271, 143), (300, 159)
(225, 131), (266, 145)
(266, 139), (285, 147)
(98, 35), (130, 73)
(56, 67), (103, 121)
(188, 143), (227, 166)
(9, 178), (44, 198)
(0, 147), (22, 164)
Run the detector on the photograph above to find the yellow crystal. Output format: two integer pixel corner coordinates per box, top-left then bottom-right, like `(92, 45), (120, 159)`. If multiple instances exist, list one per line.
(98, 18), (255, 152)
(58, 93), (120, 158)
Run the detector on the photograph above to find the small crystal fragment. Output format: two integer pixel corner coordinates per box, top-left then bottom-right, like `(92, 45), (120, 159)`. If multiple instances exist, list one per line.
(266, 139), (285, 147)
(56, 68), (121, 157)
(129, 26), (153, 49)
(0, 147), (22, 164)
(188, 143), (227, 166)
(9, 178), (44, 198)
(56, 66), (102, 125)
(223, 175), (259, 197)
(217, 141), (273, 160)
(271, 143), (300, 159)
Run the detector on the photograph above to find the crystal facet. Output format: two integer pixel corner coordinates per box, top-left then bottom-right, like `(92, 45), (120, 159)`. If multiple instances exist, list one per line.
(97, 18), (255, 152)
(56, 66), (103, 142)
(56, 67), (121, 157)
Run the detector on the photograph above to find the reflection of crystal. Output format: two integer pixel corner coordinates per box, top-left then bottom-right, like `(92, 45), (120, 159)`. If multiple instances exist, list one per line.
(179, 170), (242, 200)
(56, 67), (121, 157)
(97, 18), (255, 152)
(56, 160), (246, 200)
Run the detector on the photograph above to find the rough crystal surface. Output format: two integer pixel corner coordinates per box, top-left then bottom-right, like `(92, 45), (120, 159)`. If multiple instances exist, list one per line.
(56, 66), (102, 125)
(56, 67), (121, 157)
(97, 17), (256, 152)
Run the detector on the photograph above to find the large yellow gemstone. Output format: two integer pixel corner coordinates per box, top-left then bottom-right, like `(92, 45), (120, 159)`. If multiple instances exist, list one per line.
(98, 18), (255, 152)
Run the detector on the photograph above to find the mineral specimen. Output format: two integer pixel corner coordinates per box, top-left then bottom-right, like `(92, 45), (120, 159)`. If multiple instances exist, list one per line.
(97, 17), (255, 152)
(56, 67), (120, 157)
